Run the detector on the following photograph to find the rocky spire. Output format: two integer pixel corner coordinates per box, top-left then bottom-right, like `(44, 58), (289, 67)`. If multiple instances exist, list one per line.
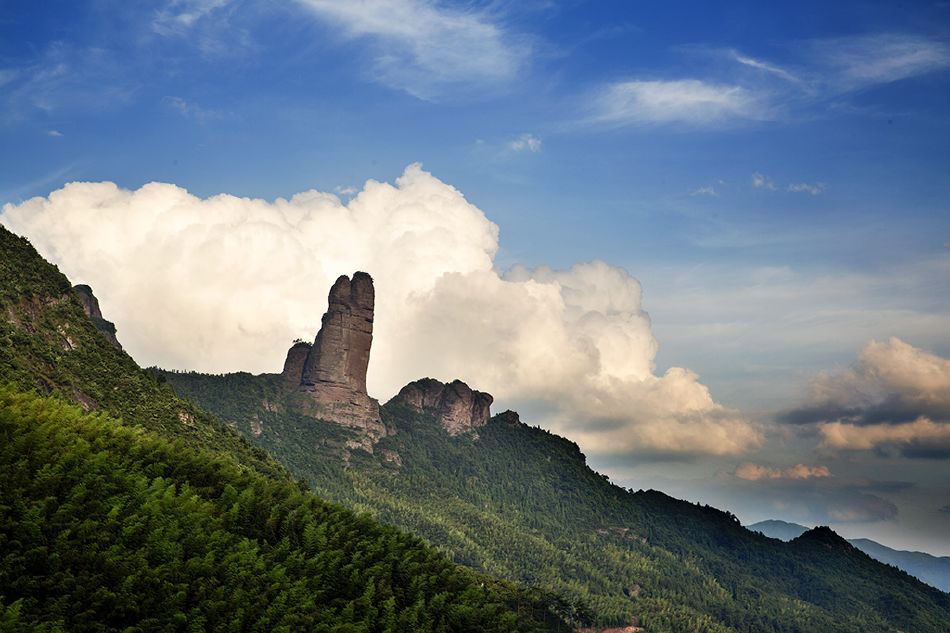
(295, 272), (383, 438)
(281, 340), (312, 384)
(301, 272), (375, 392)
(391, 378), (493, 436)
(73, 284), (122, 349)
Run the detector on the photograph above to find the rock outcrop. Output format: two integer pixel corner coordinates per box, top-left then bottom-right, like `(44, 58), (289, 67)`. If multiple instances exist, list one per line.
(73, 284), (122, 349)
(281, 340), (312, 384)
(284, 272), (384, 440)
(392, 378), (493, 436)
(496, 410), (521, 426)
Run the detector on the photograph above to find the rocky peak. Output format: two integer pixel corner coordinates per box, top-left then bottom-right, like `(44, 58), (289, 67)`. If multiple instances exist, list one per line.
(281, 340), (312, 384)
(392, 378), (493, 436)
(291, 272), (383, 440)
(301, 272), (374, 392)
(72, 284), (122, 349)
(496, 410), (521, 426)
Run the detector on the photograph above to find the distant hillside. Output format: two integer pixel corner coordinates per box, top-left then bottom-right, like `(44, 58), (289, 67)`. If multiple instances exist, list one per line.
(749, 520), (950, 593)
(0, 225), (565, 632)
(164, 364), (950, 631)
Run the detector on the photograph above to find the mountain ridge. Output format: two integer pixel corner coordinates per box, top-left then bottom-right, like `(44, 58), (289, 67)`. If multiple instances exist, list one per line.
(749, 519), (950, 592)
(157, 271), (950, 631)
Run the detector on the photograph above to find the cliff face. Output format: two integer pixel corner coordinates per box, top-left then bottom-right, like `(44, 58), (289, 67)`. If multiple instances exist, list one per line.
(72, 284), (122, 349)
(392, 378), (493, 436)
(285, 273), (384, 440)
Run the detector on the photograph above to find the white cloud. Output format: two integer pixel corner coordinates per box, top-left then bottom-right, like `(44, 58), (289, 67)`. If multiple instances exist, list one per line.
(814, 34), (950, 89)
(734, 462), (831, 481)
(153, 0), (233, 35)
(507, 133), (542, 153)
(690, 186), (718, 197)
(294, 0), (528, 98)
(753, 175), (824, 194)
(46, 130), (63, 138)
(0, 164), (759, 458)
(786, 338), (950, 458)
(808, 338), (950, 416)
(819, 417), (950, 454)
(729, 50), (801, 83)
(751, 172), (775, 190)
(591, 79), (767, 126)
(786, 182), (824, 195)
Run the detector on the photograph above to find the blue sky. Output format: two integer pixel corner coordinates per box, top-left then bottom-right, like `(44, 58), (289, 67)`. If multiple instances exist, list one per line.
(3, 1), (950, 555)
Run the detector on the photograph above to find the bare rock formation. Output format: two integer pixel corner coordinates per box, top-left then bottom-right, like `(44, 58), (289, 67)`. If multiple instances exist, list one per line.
(72, 284), (122, 349)
(496, 409), (521, 426)
(392, 378), (493, 436)
(281, 340), (312, 384)
(290, 272), (384, 439)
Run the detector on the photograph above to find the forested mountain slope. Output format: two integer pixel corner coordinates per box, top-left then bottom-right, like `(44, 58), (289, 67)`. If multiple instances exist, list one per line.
(0, 225), (565, 632)
(750, 520), (950, 593)
(163, 370), (950, 633)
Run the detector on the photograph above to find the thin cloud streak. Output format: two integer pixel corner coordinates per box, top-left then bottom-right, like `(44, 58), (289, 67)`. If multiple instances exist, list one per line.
(730, 50), (802, 84)
(589, 79), (769, 127)
(584, 33), (950, 129)
(294, 0), (529, 99)
(812, 33), (950, 89)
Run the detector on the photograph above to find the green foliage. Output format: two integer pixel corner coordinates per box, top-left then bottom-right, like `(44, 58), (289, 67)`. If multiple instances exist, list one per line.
(0, 225), (566, 632)
(0, 226), (283, 479)
(0, 387), (563, 632)
(164, 374), (950, 633)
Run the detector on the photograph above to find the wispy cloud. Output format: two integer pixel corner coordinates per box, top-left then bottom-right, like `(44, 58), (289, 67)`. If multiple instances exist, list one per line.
(590, 79), (768, 127)
(729, 50), (802, 84)
(813, 33), (950, 90)
(0, 44), (134, 123)
(294, 0), (529, 99)
(162, 95), (229, 121)
(668, 33), (950, 128)
(787, 182), (824, 195)
(152, 0), (234, 36)
(751, 172), (776, 190)
(507, 132), (542, 153)
(751, 174), (824, 194)
(690, 186), (718, 197)
(46, 129), (63, 138)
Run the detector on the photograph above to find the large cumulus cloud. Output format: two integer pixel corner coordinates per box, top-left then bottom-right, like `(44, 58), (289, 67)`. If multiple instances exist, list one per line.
(781, 337), (950, 458)
(1, 164), (760, 457)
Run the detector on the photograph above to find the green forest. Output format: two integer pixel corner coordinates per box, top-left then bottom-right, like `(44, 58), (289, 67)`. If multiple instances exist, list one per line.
(163, 371), (950, 633)
(3, 222), (950, 633)
(0, 225), (565, 632)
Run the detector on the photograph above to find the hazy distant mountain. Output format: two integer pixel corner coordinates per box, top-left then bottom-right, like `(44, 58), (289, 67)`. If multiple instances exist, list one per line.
(746, 519), (810, 542)
(749, 520), (950, 593)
